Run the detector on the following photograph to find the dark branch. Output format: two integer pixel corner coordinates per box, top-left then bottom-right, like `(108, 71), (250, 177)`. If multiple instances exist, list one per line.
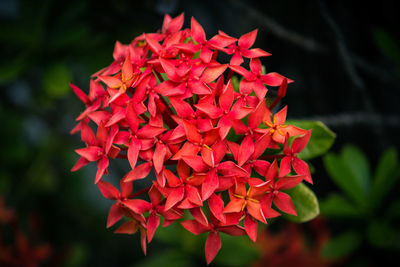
(229, 0), (328, 53)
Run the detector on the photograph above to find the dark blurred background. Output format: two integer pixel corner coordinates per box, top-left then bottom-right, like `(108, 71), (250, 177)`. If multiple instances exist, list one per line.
(1, 0), (399, 266)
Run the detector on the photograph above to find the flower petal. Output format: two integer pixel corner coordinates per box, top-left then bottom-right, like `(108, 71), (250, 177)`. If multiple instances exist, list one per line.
(164, 169), (182, 187)
(186, 185), (203, 206)
(165, 187), (185, 211)
(190, 207), (208, 226)
(238, 135), (254, 166)
(292, 157), (312, 184)
(247, 202), (266, 223)
(244, 215), (258, 242)
(181, 220), (209, 235)
(276, 175), (304, 190)
(70, 83), (90, 104)
(274, 192), (297, 215)
(128, 137), (141, 169)
(75, 146), (102, 162)
(191, 17), (206, 44)
(223, 198), (244, 214)
(238, 29), (257, 50)
(202, 169), (219, 201)
(208, 193), (226, 223)
(124, 199), (152, 214)
(292, 130), (312, 153)
(279, 156), (292, 177)
(153, 142), (167, 174)
(114, 220), (138, 235)
(249, 58), (262, 74)
(107, 203), (123, 228)
(71, 157), (90, 172)
(205, 232), (221, 265)
(218, 161), (249, 177)
(241, 48), (271, 58)
(182, 155), (208, 173)
(262, 72), (292, 87)
(97, 180), (119, 200)
(201, 64), (227, 83)
(219, 80), (234, 111)
(146, 212), (160, 242)
(124, 162), (152, 182)
(195, 102), (222, 119)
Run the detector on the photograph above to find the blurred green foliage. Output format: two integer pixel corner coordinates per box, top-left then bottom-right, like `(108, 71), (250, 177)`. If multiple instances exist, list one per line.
(372, 27), (400, 76)
(321, 145), (400, 260)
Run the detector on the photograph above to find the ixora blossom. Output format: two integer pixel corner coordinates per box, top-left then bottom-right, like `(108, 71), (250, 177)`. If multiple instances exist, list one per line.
(70, 13), (313, 264)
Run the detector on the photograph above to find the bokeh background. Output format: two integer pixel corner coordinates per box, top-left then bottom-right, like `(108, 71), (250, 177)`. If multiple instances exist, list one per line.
(1, 0), (399, 266)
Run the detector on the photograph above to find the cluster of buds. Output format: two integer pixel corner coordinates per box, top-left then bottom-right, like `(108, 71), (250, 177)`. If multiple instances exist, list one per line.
(70, 13), (312, 264)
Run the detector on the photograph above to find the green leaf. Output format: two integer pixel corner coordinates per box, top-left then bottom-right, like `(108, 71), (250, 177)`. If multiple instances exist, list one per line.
(160, 73), (169, 81)
(386, 200), (400, 220)
(320, 193), (362, 218)
(367, 220), (398, 249)
(341, 145), (371, 194)
(286, 120), (336, 160)
(322, 231), (361, 259)
(0, 51), (32, 84)
(63, 243), (88, 267)
(43, 62), (72, 99)
(323, 153), (366, 207)
(369, 148), (399, 211)
(231, 75), (240, 91)
(283, 182), (319, 223)
(372, 27), (400, 75)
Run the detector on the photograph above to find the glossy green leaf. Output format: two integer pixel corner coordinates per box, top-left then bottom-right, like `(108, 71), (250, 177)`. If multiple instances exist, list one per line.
(323, 153), (366, 207)
(322, 231), (361, 259)
(369, 148), (399, 211)
(341, 145), (371, 194)
(320, 193), (361, 218)
(284, 182), (319, 223)
(286, 120), (335, 160)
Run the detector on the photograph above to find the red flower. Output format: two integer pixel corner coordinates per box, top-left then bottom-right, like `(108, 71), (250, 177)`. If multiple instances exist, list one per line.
(263, 105), (308, 144)
(230, 58), (290, 100)
(97, 180), (135, 228)
(224, 182), (268, 241)
(70, 13), (314, 264)
(220, 29), (271, 65)
(73, 121), (120, 183)
(280, 131), (313, 183)
(262, 160), (304, 215)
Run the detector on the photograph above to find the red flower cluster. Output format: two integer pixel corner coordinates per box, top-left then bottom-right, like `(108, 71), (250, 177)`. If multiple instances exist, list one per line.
(71, 13), (312, 264)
